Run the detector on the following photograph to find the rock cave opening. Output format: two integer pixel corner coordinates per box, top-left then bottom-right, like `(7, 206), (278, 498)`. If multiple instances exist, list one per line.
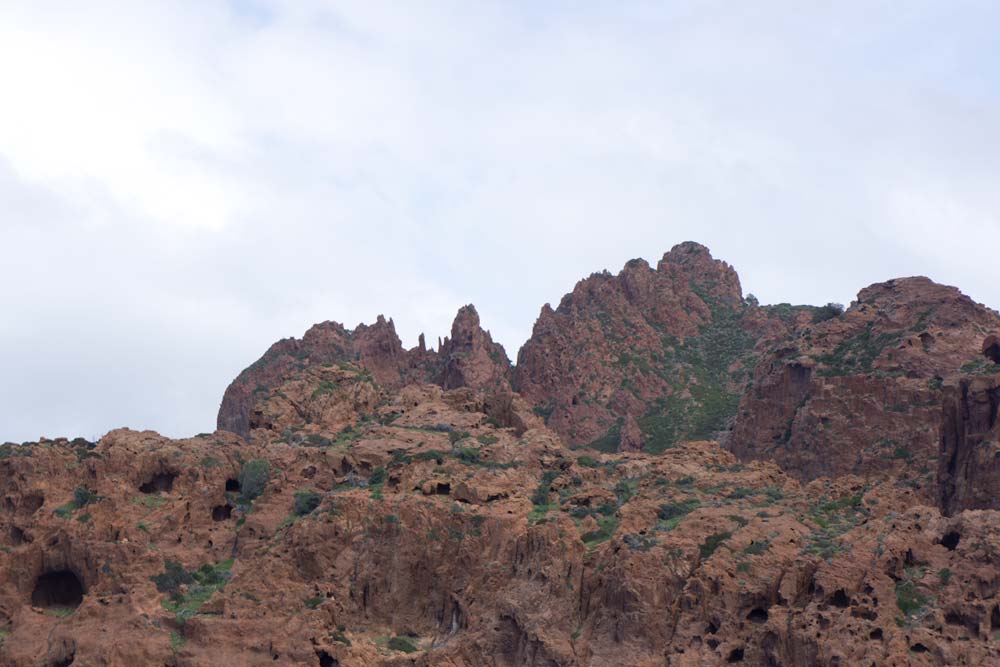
(212, 504), (233, 521)
(984, 336), (1000, 364)
(316, 650), (338, 667)
(940, 530), (961, 551)
(225, 478), (241, 492)
(726, 647), (745, 662)
(747, 608), (768, 624)
(31, 570), (84, 610)
(139, 471), (177, 494)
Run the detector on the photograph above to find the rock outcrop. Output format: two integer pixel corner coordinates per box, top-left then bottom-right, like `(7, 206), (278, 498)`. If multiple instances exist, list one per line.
(514, 242), (792, 452)
(727, 277), (1000, 500)
(218, 307), (511, 439)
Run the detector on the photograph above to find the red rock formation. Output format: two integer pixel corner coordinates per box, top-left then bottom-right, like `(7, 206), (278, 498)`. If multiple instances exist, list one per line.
(728, 277), (1000, 498)
(218, 308), (511, 439)
(514, 242), (797, 452)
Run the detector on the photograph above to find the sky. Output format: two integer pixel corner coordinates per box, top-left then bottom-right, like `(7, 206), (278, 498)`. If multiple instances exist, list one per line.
(2, 1), (999, 442)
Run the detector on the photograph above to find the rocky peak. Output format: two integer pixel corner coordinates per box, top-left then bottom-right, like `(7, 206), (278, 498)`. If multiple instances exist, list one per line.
(438, 304), (512, 391)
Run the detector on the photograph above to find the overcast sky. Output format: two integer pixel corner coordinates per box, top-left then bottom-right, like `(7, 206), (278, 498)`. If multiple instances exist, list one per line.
(2, 1), (998, 442)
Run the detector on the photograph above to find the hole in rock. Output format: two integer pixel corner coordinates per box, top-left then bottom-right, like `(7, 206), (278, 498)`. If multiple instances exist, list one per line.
(910, 643), (928, 653)
(10, 526), (30, 545)
(212, 504), (232, 521)
(830, 589), (850, 608)
(316, 650), (338, 667)
(139, 472), (177, 494)
(991, 604), (1000, 630)
(20, 493), (44, 515)
(984, 336), (1000, 364)
(706, 621), (719, 634)
(940, 531), (960, 551)
(435, 483), (451, 495)
(31, 570), (84, 610)
(726, 647), (745, 662)
(51, 648), (75, 667)
(869, 628), (883, 640)
(747, 608), (768, 624)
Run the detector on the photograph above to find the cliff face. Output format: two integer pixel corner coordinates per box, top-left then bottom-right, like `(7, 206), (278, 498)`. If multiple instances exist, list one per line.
(939, 376), (1000, 515)
(727, 277), (1000, 498)
(6, 377), (1000, 667)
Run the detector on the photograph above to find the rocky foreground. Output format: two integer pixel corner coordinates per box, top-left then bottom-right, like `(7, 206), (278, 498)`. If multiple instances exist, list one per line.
(4, 243), (1000, 666)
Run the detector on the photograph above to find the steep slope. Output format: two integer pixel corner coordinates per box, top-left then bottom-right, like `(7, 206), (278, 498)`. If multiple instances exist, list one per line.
(514, 242), (811, 453)
(728, 277), (1000, 497)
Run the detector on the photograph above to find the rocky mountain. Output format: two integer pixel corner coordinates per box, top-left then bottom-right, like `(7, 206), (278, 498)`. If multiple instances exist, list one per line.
(4, 241), (1000, 666)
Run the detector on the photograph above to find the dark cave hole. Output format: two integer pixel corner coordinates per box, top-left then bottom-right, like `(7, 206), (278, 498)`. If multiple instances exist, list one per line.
(910, 643), (928, 653)
(869, 628), (883, 640)
(139, 471), (177, 494)
(940, 531), (961, 551)
(435, 483), (451, 495)
(991, 604), (1000, 630)
(31, 570), (84, 609)
(10, 525), (30, 545)
(984, 337), (1000, 364)
(212, 504), (233, 521)
(726, 647), (745, 663)
(317, 650), (338, 667)
(51, 649), (75, 667)
(747, 608), (768, 624)
(225, 478), (241, 492)
(830, 589), (850, 608)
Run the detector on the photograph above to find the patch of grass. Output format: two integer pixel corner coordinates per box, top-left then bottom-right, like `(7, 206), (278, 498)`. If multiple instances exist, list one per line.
(162, 558), (234, 625)
(896, 580), (929, 618)
(581, 515), (619, 547)
(741, 538), (770, 556)
(476, 433), (499, 445)
(304, 596), (324, 609)
(170, 631), (186, 652)
(387, 636), (418, 653)
(657, 499), (700, 529)
(133, 495), (166, 510)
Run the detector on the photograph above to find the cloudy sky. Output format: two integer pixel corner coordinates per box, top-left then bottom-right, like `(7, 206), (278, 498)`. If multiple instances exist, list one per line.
(2, 1), (998, 442)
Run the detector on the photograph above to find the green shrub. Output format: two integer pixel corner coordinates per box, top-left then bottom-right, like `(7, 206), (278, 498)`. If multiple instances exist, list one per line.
(238, 460), (270, 502)
(152, 560), (194, 597)
(812, 303), (845, 323)
(369, 467), (386, 486)
(896, 580), (928, 617)
(448, 430), (470, 445)
(293, 489), (322, 516)
(73, 487), (97, 508)
(699, 531), (732, 560)
(388, 636), (418, 653)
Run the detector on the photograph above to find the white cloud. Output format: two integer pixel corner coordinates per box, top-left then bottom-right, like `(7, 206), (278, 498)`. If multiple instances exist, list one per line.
(1, 0), (998, 441)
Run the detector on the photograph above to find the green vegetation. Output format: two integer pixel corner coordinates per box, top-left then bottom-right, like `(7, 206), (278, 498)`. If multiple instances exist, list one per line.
(387, 636), (418, 653)
(304, 596), (324, 609)
(657, 498), (700, 530)
(155, 559), (234, 625)
(476, 433), (499, 445)
(699, 531), (733, 559)
(238, 459), (270, 503)
(580, 515), (619, 547)
(896, 580), (929, 618)
(815, 324), (905, 377)
(803, 491), (868, 560)
(293, 489), (322, 516)
(54, 486), (98, 518)
(531, 470), (559, 506)
(811, 302), (845, 323)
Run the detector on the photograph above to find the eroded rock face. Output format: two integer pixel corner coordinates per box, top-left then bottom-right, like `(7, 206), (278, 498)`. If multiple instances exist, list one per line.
(939, 376), (1000, 515)
(5, 384), (1000, 666)
(728, 277), (1000, 498)
(11, 241), (1000, 666)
